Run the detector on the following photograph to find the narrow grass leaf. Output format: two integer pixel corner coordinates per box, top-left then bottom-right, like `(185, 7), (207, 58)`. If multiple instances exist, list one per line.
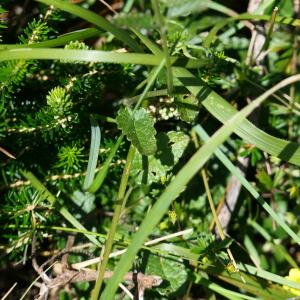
(198, 277), (256, 300)
(0, 28), (101, 49)
(174, 67), (300, 166)
(0, 48), (204, 69)
(35, 0), (141, 51)
(88, 135), (123, 194)
(83, 116), (101, 190)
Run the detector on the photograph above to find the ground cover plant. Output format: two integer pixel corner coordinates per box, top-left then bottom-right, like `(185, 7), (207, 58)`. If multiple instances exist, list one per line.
(1, 0), (300, 299)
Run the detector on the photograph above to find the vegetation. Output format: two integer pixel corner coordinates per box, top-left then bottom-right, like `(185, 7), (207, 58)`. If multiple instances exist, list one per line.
(1, 0), (300, 299)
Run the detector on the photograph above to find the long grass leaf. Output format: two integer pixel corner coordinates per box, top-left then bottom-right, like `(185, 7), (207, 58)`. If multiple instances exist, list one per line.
(0, 28), (101, 49)
(83, 116), (101, 190)
(174, 67), (300, 166)
(35, 0), (141, 51)
(88, 135), (123, 193)
(0, 48), (205, 69)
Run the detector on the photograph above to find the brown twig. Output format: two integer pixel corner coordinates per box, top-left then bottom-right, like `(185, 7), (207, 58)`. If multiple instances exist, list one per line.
(31, 235), (162, 299)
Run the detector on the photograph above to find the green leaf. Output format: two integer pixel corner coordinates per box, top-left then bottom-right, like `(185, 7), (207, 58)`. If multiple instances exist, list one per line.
(71, 190), (95, 214)
(130, 131), (190, 184)
(145, 253), (188, 296)
(116, 107), (157, 156)
(0, 28), (101, 50)
(87, 135), (123, 194)
(175, 93), (199, 123)
(256, 170), (273, 190)
(83, 116), (101, 190)
(35, 0), (141, 52)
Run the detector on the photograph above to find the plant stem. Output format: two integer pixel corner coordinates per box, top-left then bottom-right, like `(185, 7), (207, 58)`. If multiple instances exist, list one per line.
(91, 144), (136, 300)
(151, 0), (173, 94)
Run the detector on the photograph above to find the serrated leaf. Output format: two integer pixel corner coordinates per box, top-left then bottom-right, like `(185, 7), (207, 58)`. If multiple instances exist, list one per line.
(145, 253), (188, 296)
(116, 107), (157, 156)
(131, 131), (190, 184)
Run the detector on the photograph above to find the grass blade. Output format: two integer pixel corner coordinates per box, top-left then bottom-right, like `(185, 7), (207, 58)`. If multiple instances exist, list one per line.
(204, 13), (300, 48)
(87, 135), (123, 194)
(83, 116), (101, 190)
(151, 0), (173, 94)
(0, 28), (101, 50)
(0, 48), (205, 69)
(174, 67), (300, 166)
(35, 0), (141, 51)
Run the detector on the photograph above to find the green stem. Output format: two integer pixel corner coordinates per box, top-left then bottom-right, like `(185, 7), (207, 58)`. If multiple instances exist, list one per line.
(151, 0), (173, 94)
(91, 144), (136, 300)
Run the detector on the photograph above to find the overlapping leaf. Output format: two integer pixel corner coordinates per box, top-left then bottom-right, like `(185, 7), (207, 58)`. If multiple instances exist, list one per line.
(116, 107), (157, 156)
(131, 131), (190, 184)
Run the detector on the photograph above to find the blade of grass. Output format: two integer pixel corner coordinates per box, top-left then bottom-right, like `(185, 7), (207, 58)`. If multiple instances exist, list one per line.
(243, 234), (261, 267)
(0, 28), (101, 50)
(0, 48), (205, 69)
(87, 135), (123, 193)
(35, 0), (141, 52)
(100, 65), (285, 299)
(247, 219), (298, 268)
(91, 145), (136, 300)
(198, 277), (257, 300)
(21, 171), (101, 246)
(151, 0), (173, 94)
(133, 58), (166, 110)
(174, 67), (300, 166)
(83, 116), (101, 190)
(130, 27), (162, 55)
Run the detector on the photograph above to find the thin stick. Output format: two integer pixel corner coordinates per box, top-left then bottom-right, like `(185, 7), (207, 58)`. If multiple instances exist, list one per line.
(98, 0), (119, 15)
(0, 146), (16, 159)
(72, 228), (192, 269)
(1, 282), (17, 300)
(201, 169), (245, 283)
(118, 283), (134, 300)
